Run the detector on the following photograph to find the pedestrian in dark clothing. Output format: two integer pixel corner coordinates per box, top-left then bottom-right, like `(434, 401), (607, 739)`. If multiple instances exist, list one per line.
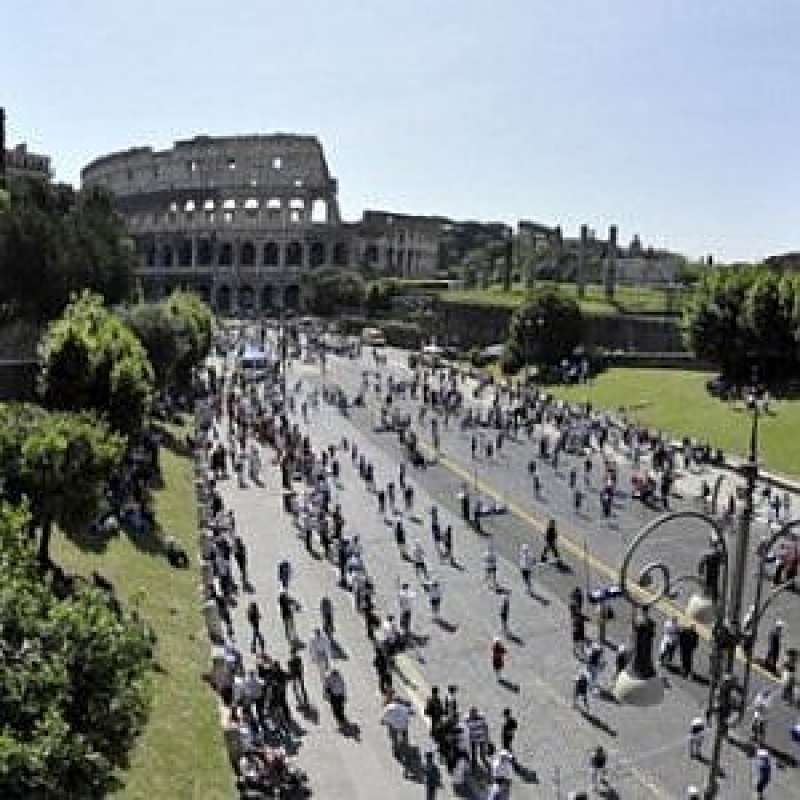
(678, 624), (699, 679)
(320, 595), (334, 638)
(500, 593), (511, 636)
(268, 661), (293, 728)
(764, 620), (784, 674)
(246, 600), (265, 655)
(540, 519), (561, 565)
(374, 645), (393, 695)
(233, 535), (248, 588)
(571, 605), (588, 658)
(338, 539), (348, 587)
(424, 750), (441, 800)
(443, 525), (453, 562)
(501, 708), (518, 753)
(324, 668), (348, 725)
(287, 645), (309, 708)
(425, 686), (445, 746)
(279, 590), (298, 641)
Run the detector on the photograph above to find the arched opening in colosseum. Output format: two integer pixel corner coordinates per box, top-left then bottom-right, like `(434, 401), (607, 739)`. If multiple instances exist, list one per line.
(366, 244), (379, 265)
(260, 286), (274, 311)
(284, 284), (300, 310)
(197, 239), (213, 267)
(286, 241), (303, 267)
(218, 243), (233, 267)
(241, 241), (256, 267)
(197, 285), (211, 305)
(161, 244), (174, 268)
(333, 242), (348, 266)
(144, 243), (156, 267)
(216, 285), (231, 313)
(239, 285), (255, 312)
(263, 242), (279, 267)
(178, 239), (193, 268)
(311, 198), (327, 224)
(310, 241), (326, 268)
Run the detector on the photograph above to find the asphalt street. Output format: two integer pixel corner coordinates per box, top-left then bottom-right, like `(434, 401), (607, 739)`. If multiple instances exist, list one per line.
(214, 336), (800, 799)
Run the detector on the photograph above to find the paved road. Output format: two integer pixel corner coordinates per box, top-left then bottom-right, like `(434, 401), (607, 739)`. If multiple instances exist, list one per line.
(213, 337), (800, 799)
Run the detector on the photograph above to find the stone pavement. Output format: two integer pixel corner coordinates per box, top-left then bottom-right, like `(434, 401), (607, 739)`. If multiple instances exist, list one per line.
(212, 373), (792, 800)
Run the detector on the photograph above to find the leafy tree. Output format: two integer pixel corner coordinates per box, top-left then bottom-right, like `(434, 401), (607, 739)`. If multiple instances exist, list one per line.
(163, 290), (213, 389)
(306, 267), (366, 316)
(124, 302), (184, 392)
(685, 266), (800, 381)
(504, 289), (583, 372)
(38, 292), (154, 436)
(0, 503), (153, 799)
(0, 403), (125, 566)
(0, 179), (134, 322)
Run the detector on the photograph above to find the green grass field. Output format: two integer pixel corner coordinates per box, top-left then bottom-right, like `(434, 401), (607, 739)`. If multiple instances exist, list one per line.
(52, 426), (234, 800)
(437, 282), (688, 316)
(545, 368), (800, 478)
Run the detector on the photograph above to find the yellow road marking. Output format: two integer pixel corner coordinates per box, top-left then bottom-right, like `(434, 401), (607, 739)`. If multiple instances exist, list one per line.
(414, 438), (779, 684)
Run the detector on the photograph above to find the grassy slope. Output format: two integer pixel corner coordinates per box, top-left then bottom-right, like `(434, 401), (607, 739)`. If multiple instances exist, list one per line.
(546, 368), (800, 478)
(436, 283), (687, 315)
(52, 430), (234, 800)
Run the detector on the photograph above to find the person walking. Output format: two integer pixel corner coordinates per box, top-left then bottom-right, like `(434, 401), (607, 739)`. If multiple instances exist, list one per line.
(500, 592), (511, 636)
(519, 543), (534, 594)
(309, 627), (332, 682)
(374, 644), (393, 695)
(246, 600), (265, 655)
(540, 519), (562, 566)
(423, 750), (441, 800)
(678, 624), (700, 679)
(753, 748), (773, 799)
(590, 745), (608, 792)
(413, 540), (429, 580)
(287, 644), (309, 708)
(491, 637), (508, 681)
(320, 595), (335, 638)
(278, 589), (299, 642)
(659, 615), (680, 667)
(233, 534), (248, 589)
(573, 669), (590, 711)
(324, 667), (348, 726)
(688, 716), (705, 760)
(485, 541), (498, 589)
(427, 579), (443, 620)
(764, 620), (784, 674)
(501, 707), (518, 755)
(381, 695), (414, 754)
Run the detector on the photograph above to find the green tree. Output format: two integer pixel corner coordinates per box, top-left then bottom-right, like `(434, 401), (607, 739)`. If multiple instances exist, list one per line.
(0, 179), (134, 322)
(38, 292), (154, 436)
(0, 403), (125, 566)
(163, 290), (213, 390)
(0, 503), (153, 799)
(504, 289), (583, 372)
(306, 267), (366, 316)
(125, 302), (184, 393)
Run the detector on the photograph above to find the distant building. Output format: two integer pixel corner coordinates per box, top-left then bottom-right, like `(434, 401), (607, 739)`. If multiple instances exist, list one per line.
(82, 133), (442, 312)
(5, 143), (52, 182)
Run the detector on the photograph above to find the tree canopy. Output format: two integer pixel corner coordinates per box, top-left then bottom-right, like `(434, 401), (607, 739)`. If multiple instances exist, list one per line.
(305, 267), (366, 316)
(0, 403), (125, 565)
(0, 179), (134, 322)
(685, 267), (800, 381)
(0, 503), (153, 799)
(503, 288), (583, 372)
(38, 292), (154, 436)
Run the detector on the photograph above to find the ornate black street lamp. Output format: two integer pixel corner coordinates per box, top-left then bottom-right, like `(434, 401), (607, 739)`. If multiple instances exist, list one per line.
(613, 375), (798, 798)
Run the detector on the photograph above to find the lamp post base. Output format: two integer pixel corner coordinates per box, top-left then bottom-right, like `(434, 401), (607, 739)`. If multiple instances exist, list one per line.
(613, 668), (664, 707)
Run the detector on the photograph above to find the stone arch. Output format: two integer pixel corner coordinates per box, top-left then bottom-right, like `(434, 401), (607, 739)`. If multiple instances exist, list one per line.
(239, 285), (255, 312)
(310, 241), (326, 268)
(216, 285), (231, 313)
(241, 241), (256, 266)
(285, 241), (303, 268)
(284, 284), (300, 310)
(144, 243), (156, 267)
(365, 244), (378, 265)
(178, 238), (192, 268)
(197, 238), (213, 267)
(161, 244), (174, 268)
(218, 242), (233, 267)
(260, 285), (274, 311)
(263, 241), (279, 267)
(333, 242), (348, 266)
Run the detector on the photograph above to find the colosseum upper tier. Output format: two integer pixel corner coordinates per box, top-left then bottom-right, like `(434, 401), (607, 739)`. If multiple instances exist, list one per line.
(81, 134), (441, 312)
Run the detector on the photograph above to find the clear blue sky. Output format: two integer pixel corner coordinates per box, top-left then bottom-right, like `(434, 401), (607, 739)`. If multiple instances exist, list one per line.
(3, 0), (797, 262)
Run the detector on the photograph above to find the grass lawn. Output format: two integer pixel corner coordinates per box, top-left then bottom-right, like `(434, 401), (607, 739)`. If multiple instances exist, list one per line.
(51, 425), (234, 800)
(437, 282), (688, 316)
(544, 368), (800, 478)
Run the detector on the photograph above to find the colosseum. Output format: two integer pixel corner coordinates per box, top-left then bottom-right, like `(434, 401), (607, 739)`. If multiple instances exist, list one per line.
(81, 134), (441, 312)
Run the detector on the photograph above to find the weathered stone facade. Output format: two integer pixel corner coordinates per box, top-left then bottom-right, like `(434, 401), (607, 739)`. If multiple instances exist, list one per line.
(5, 143), (52, 182)
(82, 134), (440, 312)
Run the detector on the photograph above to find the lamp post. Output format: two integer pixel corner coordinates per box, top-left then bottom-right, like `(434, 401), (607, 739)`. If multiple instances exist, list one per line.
(613, 372), (798, 798)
